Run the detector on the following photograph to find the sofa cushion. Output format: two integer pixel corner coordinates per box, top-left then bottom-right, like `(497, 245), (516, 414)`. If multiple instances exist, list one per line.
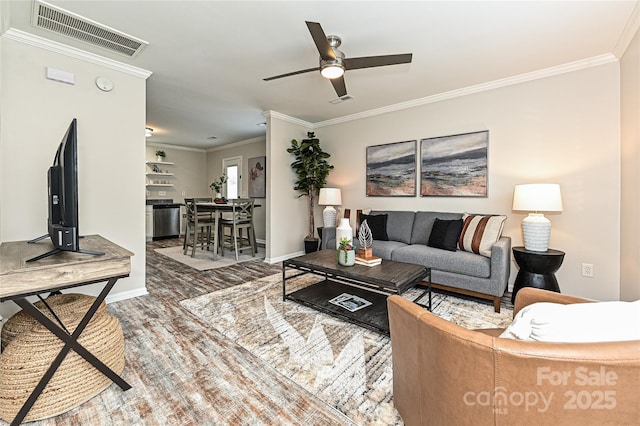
(458, 213), (507, 257)
(427, 219), (463, 251)
(360, 213), (389, 241)
(411, 212), (463, 245)
(500, 300), (640, 342)
(391, 244), (490, 278)
(372, 240), (408, 260)
(370, 211), (416, 244)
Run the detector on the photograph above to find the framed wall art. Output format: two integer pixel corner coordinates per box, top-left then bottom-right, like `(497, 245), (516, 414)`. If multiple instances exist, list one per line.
(248, 156), (266, 198)
(366, 140), (416, 196)
(420, 130), (488, 197)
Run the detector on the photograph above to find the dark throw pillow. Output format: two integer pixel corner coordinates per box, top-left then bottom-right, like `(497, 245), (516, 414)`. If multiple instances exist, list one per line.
(428, 218), (463, 251)
(360, 213), (389, 241)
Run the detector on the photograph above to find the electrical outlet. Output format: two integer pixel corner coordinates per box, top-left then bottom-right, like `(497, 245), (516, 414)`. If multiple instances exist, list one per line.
(582, 263), (594, 277)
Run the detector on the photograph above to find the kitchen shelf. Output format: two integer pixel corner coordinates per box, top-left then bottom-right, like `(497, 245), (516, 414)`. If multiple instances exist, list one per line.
(146, 183), (174, 187)
(146, 172), (175, 177)
(146, 161), (174, 166)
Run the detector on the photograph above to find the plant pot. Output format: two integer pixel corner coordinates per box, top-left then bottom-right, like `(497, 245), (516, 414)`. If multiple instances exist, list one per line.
(304, 238), (319, 254)
(338, 249), (356, 266)
(156, 156), (164, 162)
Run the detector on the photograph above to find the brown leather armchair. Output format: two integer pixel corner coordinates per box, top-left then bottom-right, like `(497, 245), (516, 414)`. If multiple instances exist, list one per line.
(388, 288), (640, 425)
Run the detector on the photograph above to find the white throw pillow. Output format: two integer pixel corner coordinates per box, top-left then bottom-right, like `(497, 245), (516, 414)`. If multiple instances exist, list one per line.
(458, 213), (507, 257)
(500, 300), (640, 342)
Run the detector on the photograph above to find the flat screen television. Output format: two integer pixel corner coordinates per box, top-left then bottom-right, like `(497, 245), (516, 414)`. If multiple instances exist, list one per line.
(27, 119), (103, 262)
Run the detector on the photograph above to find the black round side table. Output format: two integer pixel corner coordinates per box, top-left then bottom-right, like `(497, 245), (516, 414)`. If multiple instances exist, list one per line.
(511, 246), (565, 304)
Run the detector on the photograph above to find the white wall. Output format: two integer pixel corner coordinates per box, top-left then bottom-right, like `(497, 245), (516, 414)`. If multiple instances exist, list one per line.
(0, 36), (149, 318)
(620, 28), (640, 301)
(268, 63), (622, 301)
(145, 144), (208, 201)
(265, 112), (311, 262)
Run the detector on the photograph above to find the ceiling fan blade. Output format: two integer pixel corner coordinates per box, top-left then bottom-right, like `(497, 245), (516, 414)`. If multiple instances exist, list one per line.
(344, 53), (413, 70)
(306, 21), (335, 61)
(330, 75), (347, 98)
(263, 67), (319, 81)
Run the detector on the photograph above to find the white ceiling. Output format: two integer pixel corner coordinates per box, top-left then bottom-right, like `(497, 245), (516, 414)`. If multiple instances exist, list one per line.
(5, 1), (639, 149)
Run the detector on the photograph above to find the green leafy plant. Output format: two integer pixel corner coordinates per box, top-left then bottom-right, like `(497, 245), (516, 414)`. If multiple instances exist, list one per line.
(337, 237), (354, 263)
(287, 132), (334, 241)
(155, 150), (166, 158)
(209, 175), (228, 194)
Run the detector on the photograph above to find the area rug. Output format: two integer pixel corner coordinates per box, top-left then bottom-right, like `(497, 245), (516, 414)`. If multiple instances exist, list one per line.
(180, 273), (513, 425)
(154, 245), (265, 271)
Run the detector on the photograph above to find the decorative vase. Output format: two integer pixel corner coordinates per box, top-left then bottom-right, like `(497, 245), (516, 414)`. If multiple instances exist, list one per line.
(336, 218), (353, 249)
(338, 249), (356, 266)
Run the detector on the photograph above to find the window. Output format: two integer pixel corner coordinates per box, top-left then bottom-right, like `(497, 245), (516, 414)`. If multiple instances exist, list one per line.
(223, 156), (242, 199)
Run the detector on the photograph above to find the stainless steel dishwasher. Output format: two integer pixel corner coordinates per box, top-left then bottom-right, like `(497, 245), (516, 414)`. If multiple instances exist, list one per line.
(148, 199), (180, 240)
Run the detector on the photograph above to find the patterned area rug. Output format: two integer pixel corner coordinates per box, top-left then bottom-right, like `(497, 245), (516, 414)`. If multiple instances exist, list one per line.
(180, 273), (513, 425)
(155, 245), (265, 271)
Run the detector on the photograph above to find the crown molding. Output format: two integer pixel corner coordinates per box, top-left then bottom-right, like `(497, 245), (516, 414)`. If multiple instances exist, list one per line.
(147, 142), (205, 153)
(263, 110), (313, 128)
(614, 2), (640, 58)
(2, 28), (152, 79)
(206, 136), (265, 152)
(314, 54), (618, 128)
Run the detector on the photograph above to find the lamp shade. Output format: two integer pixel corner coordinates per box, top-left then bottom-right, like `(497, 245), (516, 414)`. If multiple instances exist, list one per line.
(512, 184), (563, 212)
(318, 188), (342, 206)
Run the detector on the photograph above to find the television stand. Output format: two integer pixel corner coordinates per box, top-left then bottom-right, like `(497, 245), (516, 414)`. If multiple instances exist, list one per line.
(26, 235), (105, 263)
(1, 235), (132, 425)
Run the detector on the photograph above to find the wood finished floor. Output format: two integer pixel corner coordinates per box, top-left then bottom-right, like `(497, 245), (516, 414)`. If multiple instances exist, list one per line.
(1, 238), (353, 426)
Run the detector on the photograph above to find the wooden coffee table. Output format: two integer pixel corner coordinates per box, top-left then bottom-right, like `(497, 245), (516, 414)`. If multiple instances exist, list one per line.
(282, 250), (430, 335)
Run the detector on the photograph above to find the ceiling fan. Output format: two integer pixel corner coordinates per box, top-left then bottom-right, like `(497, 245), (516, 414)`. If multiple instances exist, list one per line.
(263, 21), (413, 98)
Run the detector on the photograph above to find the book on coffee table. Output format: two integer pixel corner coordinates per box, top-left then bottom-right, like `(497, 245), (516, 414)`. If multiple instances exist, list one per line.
(355, 255), (382, 267)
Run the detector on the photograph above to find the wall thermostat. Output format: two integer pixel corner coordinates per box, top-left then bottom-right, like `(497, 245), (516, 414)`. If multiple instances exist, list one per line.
(95, 76), (113, 92)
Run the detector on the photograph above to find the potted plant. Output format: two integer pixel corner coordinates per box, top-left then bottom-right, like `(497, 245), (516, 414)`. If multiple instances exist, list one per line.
(155, 150), (166, 162)
(287, 132), (334, 253)
(209, 175), (228, 201)
(337, 237), (355, 266)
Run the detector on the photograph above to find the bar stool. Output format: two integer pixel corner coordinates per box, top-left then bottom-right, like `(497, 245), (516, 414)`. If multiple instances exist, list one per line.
(219, 198), (255, 260)
(183, 198), (215, 257)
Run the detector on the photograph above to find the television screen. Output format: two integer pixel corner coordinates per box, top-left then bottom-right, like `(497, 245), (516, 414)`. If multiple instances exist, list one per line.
(27, 119), (102, 262)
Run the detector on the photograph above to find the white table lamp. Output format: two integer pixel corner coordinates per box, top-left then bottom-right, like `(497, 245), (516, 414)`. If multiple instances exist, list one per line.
(318, 188), (342, 228)
(512, 183), (563, 252)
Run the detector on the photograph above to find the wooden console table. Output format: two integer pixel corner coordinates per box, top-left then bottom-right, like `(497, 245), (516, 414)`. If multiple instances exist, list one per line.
(0, 235), (133, 425)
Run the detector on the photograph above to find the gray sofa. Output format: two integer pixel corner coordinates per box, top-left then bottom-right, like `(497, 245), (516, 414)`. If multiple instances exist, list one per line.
(320, 210), (511, 312)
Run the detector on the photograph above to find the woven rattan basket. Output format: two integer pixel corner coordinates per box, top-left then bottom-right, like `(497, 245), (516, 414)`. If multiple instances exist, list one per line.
(0, 296), (124, 423)
(1, 293), (107, 350)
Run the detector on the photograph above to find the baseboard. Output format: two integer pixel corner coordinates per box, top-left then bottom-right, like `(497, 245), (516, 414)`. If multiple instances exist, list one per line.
(106, 287), (149, 304)
(266, 250), (305, 264)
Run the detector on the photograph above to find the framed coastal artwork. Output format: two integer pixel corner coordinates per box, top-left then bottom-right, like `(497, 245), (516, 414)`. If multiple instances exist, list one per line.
(420, 130), (488, 197)
(248, 156), (266, 198)
(366, 140), (416, 196)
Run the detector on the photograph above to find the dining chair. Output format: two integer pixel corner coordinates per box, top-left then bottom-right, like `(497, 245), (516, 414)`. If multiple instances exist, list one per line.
(183, 198), (216, 257)
(219, 198), (255, 260)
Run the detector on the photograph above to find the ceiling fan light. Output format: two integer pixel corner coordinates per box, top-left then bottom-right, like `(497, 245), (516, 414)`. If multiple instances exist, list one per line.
(321, 65), (344, 79)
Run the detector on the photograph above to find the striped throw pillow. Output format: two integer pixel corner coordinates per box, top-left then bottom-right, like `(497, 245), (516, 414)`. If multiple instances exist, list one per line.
(458, 213), (507, 257)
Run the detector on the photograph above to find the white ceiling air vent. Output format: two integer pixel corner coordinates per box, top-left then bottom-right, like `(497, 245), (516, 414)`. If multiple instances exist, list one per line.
(31, 0), (148, 58)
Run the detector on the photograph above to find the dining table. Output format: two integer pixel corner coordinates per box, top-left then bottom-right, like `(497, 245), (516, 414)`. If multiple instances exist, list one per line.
(194, 201), (260, 260)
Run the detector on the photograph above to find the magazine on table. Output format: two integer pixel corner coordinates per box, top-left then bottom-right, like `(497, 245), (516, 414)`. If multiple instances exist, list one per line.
(328, 293), (372, 312)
